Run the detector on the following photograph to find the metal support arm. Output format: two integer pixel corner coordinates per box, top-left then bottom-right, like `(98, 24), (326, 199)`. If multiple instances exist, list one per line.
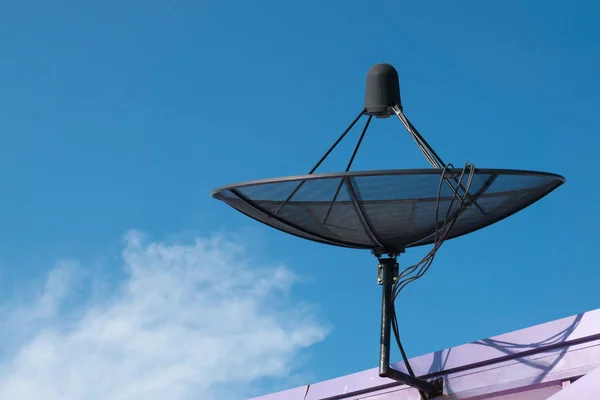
(378, 257), (442, 398)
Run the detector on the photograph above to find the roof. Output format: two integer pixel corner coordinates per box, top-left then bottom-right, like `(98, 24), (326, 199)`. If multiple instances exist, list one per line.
(250, 308), (600, 399)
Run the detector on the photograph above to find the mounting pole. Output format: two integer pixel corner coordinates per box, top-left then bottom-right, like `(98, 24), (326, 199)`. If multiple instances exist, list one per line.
(377, 256), (442, 397)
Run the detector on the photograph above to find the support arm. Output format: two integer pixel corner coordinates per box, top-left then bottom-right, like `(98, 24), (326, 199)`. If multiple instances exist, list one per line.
(378, 257), (442, 398)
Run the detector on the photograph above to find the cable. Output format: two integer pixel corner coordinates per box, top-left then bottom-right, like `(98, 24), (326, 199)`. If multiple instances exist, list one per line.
(393, 162), (475, 299)
(391, 105), (485, 216)
(391, 302), (427, 400)
(389, 162), (475, 400)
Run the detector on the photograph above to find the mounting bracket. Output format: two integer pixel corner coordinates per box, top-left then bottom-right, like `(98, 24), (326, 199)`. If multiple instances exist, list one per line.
(377, 256), (443, 398)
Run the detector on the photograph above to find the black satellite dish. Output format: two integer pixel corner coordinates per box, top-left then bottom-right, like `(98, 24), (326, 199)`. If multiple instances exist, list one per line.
(211, 64), (565, 398)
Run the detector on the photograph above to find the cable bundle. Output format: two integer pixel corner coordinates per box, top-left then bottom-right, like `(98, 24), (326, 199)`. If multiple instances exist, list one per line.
(393, 162), (476, 299)
(390, 162), (475, 399)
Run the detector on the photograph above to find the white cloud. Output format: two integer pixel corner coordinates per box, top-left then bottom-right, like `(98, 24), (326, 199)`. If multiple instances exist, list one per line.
(0, 230), (329, 400)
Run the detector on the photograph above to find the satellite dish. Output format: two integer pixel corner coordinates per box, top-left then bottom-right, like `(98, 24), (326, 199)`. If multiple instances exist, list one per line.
(211, 168), (563, 254)
(211, 64), (565, 398)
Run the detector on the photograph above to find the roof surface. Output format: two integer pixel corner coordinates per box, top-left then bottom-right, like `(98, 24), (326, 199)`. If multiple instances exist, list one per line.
(250, 308), (600, 400)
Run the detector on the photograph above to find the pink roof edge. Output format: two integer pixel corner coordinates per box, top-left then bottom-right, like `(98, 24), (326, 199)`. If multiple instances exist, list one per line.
(250, 308), (600, 399)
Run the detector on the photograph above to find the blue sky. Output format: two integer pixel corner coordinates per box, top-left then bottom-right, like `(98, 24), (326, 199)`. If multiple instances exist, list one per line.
(0, 1), (599, 399)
